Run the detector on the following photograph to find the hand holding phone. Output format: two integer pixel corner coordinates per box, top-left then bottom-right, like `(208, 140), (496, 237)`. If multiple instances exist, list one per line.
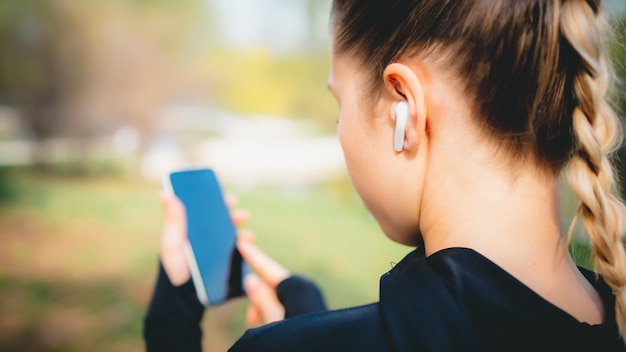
(162, 167), (250, 307)
(159, 192), (192, 286)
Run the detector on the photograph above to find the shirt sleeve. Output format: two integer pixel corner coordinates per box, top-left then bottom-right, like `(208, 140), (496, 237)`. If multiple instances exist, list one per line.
(276, 275), (327, 318)
(143, 260), (205, 352)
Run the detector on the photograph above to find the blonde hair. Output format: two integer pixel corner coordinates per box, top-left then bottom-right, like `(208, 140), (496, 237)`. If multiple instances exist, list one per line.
(560, 0), (626, 339)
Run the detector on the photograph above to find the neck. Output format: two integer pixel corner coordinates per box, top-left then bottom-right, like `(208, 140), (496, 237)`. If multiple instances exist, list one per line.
(420, 150), (606, 323)
(419, 136), (568, 275)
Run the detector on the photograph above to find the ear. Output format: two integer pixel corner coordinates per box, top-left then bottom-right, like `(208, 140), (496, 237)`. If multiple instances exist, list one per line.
(382, 63), (427, 152)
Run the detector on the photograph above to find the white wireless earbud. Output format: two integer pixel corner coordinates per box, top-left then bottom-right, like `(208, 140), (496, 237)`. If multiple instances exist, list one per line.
(394, 101), (409, 152)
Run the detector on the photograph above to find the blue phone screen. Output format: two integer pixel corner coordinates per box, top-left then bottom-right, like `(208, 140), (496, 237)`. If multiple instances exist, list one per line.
(169, 168), (248, 305)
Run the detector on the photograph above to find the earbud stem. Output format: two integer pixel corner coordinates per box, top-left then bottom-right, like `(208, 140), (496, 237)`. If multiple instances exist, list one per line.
(394, 101), (409, 152)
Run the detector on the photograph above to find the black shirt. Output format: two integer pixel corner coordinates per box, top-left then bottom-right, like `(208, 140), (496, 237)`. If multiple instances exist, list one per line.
(144, 247), (626, 351)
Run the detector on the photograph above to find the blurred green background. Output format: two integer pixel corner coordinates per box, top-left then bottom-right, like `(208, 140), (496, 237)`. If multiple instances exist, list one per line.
(0, 0), (625, 351)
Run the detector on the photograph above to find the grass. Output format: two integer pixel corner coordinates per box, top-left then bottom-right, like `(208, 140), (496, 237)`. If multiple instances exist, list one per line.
(0, 167), (600, 351)
(0, 170), (165, 351)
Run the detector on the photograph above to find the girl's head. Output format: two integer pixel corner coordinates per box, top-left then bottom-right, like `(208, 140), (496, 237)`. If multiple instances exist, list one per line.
(329, 0), (626, 339)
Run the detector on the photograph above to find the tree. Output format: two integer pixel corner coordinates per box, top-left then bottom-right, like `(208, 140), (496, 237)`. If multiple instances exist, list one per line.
(0, 0), (214, 173)
(0, 1), (85, 164)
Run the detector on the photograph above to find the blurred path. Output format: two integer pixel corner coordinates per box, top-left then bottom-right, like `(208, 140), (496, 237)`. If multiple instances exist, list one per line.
(142, 106), (346, 186)
(0, 105), (346, 186)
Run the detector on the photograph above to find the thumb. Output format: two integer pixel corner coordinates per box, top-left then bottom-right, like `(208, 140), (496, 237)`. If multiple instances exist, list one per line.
(160, 192), (187, 250)
(159, 192), (190, 286)
(244, 274), (284, 325)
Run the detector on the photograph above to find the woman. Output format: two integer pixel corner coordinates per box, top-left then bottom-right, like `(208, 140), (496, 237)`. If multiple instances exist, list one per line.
(144, 0), (626, 350)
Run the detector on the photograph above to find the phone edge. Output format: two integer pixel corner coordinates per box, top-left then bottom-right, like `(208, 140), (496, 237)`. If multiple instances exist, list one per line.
(184, 241), (211, 307)
(161, 169), (212, 307)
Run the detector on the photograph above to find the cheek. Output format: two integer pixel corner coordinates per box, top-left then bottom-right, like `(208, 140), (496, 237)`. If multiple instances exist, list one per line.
(338, 114), (361, 185)
(338, 106), (385, 216)
(338, 106), (373, 197)
(337, 104), (355, 165)
(338, 105), (423, 246)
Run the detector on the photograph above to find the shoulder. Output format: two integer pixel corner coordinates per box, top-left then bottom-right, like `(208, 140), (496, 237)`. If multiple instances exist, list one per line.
(425, 247), (626, 351)
(229, 303), (387, 352)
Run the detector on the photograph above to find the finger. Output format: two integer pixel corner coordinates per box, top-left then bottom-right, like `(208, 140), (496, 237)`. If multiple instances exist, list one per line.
(158, 192), (190, 286)
(244, 274), (284, 324)
(160, 193), (187, 251)
(246, 304), (262, 327)
(225, 194), (238, 209)
(238, 241), (290, 288)
(159, 191), (177, 212)
(231, 209), (250, 227)
(238, 229), (255, 243)
(160, 192), (185, 220)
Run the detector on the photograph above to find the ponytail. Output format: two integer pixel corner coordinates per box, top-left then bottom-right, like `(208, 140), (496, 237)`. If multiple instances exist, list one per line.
(560, 0), (626, 340)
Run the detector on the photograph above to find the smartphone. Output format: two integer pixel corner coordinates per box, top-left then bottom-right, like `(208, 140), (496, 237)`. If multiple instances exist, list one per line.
(162, 167), (249, 307)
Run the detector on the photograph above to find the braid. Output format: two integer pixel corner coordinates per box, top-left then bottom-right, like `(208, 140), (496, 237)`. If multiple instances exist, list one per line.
(560, 0), (626, 340)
